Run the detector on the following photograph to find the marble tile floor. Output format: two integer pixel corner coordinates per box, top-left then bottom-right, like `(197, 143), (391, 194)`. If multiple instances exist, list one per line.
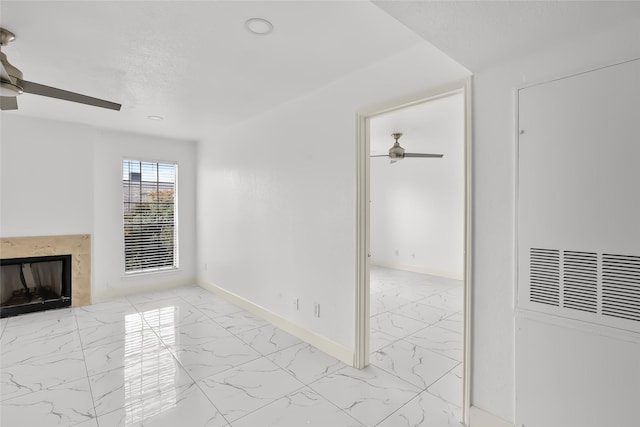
(0, 266), (463, 426)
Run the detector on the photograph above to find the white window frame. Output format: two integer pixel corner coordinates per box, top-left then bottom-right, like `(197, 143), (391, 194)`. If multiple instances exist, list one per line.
(122, 159), (179, 275)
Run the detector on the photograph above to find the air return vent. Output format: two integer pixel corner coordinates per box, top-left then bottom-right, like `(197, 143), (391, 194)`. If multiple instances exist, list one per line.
(563, 251), (597, 313)
(529, 248), (559, 306)
(527, 248), (640, 330)
(602, 254), (640, 322)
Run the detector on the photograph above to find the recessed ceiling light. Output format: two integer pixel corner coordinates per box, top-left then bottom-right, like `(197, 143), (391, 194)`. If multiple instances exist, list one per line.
(147, 115), (163, 121)
(245, 18), (273, 35)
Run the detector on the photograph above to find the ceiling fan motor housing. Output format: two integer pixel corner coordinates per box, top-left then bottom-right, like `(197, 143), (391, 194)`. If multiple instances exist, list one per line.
(0, 28), (24, 97)
(0, 53), (23, 95)
(389, 133), (405, 159)
(388, 142), (405, 159)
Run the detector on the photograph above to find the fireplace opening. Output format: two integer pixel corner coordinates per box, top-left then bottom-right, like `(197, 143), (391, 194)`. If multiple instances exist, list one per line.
(0, 255), (72, 318)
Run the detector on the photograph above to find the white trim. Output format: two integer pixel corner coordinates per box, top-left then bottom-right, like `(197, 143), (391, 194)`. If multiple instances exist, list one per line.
(469, 406), (513, 427)
(357, 82), (465, 118)
(121, 159), (179, 274)
(516, 57), (639, 91)
(516, 308), (640, 344)
(199, 280), (355, 365)
(122, 267), (183, 279)
(354, 111), (370, 369)
(369, 260), (463, 281)
(462, 76), (473, 427)
(512, 84), (521, 427)
(355, 78), (473, 425)
(92, 280), (191, 303)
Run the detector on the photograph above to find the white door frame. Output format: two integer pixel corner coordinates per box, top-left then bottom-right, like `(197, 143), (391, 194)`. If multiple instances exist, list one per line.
(354, 77), (473, 426)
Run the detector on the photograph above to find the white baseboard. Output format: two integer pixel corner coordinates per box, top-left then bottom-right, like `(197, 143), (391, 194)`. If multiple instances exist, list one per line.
(92, 281), (193, 303)
(469, 406), (513, 427)
(198, 280), (355, 366)
(370, 260), (464, 281)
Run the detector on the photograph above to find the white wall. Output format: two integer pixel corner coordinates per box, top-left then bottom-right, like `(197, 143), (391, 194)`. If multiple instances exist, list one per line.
(1, 115), (94, 237)
(0, 115), (197, 301)
(197, 43), (470, 353)
(470, 18), (640, 423)
(92, 129), (197, 301)
(516, 315), (640, 427)
(369, 93), (464, 279)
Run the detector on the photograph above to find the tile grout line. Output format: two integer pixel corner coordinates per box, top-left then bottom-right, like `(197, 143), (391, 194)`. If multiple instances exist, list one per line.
(73, 306), (100, 427)
(199, 355), (309, 426)
(176, 290), (357, 425)
(116, 294), (234, 426)
(424, 361), (464, 410)
(369, 267), (464, 424)
(158, 293), (311, 426)
(3, 270), (462, 426)
(304, 367), (370, 426)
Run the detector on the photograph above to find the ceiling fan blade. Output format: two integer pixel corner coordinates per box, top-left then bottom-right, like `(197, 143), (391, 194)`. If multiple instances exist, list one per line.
(370, 154), (390, 157)
(20, 80), (121, 111)
(1, 96), (18, 110)
(404, 153), (444, 158)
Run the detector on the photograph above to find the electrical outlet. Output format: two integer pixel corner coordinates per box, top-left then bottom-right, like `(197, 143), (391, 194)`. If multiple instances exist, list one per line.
(314, 303), (320, 318)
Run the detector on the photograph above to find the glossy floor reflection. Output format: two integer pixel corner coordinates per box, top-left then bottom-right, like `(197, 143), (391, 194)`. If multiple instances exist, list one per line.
(0, 266), (463, 426)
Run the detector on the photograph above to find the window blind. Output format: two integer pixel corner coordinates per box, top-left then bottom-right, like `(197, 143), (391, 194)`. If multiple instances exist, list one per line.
(123, 160), (177, 273)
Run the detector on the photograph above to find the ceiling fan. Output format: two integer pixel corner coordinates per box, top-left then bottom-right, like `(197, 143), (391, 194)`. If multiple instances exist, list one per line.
(371, 132), (443, 162)
(0, 27), (121, 111)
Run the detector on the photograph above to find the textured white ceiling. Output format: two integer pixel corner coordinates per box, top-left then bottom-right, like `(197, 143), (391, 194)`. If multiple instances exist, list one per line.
(373, 0), (640, 72)
(0, 1), (425, 140)
(2, 1), (638, 142)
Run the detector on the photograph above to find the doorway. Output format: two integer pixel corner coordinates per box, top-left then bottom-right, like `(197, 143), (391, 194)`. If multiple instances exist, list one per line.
(355, 80), (472, 425)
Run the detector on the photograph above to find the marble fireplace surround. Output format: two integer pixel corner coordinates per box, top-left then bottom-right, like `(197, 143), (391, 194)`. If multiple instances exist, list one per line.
(1, 234), (91, 307)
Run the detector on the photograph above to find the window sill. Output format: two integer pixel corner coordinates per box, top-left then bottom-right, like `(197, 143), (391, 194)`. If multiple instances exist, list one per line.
(122, 267), (182, 279)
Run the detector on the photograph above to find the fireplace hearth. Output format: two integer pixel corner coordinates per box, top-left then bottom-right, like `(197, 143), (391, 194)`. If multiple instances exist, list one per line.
(1, 255), (72, 318)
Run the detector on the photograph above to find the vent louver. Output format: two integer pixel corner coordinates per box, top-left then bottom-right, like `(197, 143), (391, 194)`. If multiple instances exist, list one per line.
(530, 248), (560, 306)
(602, 254), (640, 322)
(563, 251), (597, 313)
(528, 249), (640, 329)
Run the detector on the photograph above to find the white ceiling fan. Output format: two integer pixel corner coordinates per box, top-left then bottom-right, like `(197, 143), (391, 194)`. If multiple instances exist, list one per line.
(371, 132), (443, 162)
(0, 27), (121, 111)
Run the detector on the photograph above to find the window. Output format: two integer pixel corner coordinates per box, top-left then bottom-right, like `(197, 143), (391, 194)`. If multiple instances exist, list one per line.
(122, 160), (177, 273)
